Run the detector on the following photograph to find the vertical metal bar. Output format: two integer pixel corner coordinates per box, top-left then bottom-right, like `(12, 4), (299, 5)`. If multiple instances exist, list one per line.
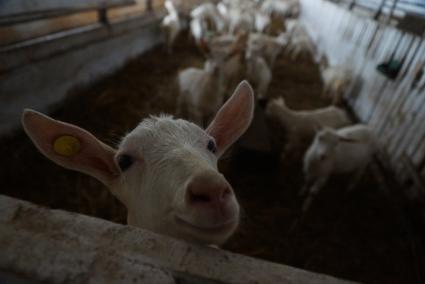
(402, 155), (425, 195)
(365, 31), (403, 122)
(388, 31), (405, 60)
(386, 0), (399, 24)
(374, 36), (419, 134)
(374, 0), (387, 20)
(365, 23), (380, 54)
(349, 0), (356, 10)
(388, 42), (425, 162)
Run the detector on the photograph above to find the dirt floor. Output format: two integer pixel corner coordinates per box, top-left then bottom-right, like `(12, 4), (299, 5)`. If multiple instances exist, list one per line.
(0, 35), (422, 284)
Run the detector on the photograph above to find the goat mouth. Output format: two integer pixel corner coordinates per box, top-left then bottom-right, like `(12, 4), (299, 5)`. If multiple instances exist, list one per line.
(174, 215), (237, 235)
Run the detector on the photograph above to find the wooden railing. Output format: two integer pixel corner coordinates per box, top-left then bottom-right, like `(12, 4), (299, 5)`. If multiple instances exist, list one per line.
(329, 0), (425, 36)
(0, 0), (166, 47)
(0, 0), (136, 26)
(0, 0), (166, 134)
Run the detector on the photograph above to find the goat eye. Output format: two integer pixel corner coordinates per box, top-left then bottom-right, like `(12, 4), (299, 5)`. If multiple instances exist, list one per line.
(207, 139), (217, 153)
(117, 154), (134, 171)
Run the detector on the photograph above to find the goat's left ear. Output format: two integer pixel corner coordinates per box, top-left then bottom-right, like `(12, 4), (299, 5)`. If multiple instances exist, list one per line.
(22, 109), (119, 186)
(206, 81), (254, 157)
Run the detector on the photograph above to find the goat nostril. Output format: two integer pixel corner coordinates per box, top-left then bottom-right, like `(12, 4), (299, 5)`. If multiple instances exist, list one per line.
(186, 175), (233, 206)
(189, 191), (211, 204)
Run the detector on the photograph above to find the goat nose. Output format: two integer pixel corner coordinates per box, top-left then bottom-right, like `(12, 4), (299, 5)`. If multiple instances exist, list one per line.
(186, 173), (233, 207)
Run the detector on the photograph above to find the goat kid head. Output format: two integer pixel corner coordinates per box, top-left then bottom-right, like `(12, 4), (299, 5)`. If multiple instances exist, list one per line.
(22, 81), (255, 245)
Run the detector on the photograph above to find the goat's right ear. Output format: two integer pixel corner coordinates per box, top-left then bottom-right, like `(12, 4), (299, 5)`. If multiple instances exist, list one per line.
(206, 81), (254, 157)
(22, 109), (119, 186)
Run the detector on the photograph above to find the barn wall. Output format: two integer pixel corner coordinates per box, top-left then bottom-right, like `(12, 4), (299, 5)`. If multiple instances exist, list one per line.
(0, 0), (210, 136)
(0, 14), (163, 136)
(0, 0), (143, 46)
(300, 0), (425, 196)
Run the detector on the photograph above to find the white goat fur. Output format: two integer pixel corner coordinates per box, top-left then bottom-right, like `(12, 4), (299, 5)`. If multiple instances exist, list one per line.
(282, 20), (315, 61)
(246, 55), (272, 99)
(22, 82), (255, 246)
(285, 19), (307, 38)
(254, 11), (271, 33)
(261, 0), (293, 17)
(321, 65), (353, 105)
(302, 125), (376, 210)
(207, 33), (248, 98)
(228, 8), (255, 35)
(248, 33), (287, 67)
(285, 34), (315, 61)
(265, 97), (351, 153)
(161, 0), (181, 53)
(177, 60), (224, 126)
(190, 2), (226, 45)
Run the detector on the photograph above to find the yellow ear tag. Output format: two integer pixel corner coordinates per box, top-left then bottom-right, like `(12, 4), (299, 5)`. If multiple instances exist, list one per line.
(53, 135), (81, 157)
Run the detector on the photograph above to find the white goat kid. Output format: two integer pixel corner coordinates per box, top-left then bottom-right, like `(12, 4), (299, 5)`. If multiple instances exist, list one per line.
(207, 34), (237, 51)
(161, 0), (182, 53)
(254, 11), (271, 33)
(206, 32), (248, 99)
(228, 8), (255, 35)
(177, 35), (246, 126)
(302, 125), (376, 212)
(190, 2), (226, 46)
(22, 81), (255, 246)
(177, 60), (224, 127)
(265, 97), (351, 156)
(246, 53), (272, 100)
(320, 63), (354, 105)
(248, 32), (287, 67)
(285, 19), (307, 38)
(283, 20), (315, 61)
(261, 0), (293, 18)
(285, 34), (315, 61)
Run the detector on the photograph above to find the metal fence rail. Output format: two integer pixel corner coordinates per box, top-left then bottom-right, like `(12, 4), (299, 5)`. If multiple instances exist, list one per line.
(302, 0), (425, 196)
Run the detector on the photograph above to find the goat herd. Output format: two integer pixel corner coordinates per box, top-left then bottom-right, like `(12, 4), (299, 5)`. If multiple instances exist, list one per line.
(164, 0), (377, 213)
(20, 0), (377, 247)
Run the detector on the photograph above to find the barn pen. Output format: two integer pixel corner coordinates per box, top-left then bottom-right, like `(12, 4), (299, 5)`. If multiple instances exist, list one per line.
(1, 0), (425, 283)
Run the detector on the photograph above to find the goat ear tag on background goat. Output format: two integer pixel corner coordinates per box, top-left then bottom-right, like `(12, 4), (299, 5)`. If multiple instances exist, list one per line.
(53, 135), (81, 157)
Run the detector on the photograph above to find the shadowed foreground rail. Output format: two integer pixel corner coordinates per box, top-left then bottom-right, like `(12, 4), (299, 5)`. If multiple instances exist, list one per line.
(0, 194), (357, 284)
